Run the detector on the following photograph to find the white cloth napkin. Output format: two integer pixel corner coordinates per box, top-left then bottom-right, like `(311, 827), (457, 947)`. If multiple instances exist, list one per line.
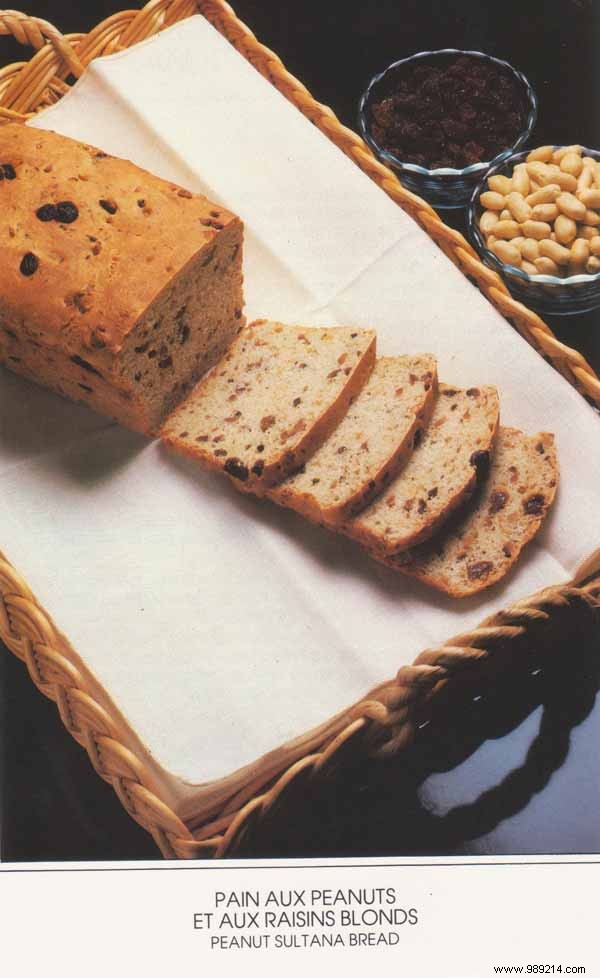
(1, 15), (598, 814)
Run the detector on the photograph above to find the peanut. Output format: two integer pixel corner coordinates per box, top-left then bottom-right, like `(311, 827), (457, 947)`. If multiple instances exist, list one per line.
(480, 191), (506, 211)
(493, 220), (521, 239)
(534, 256), (560, 276)
(490, 239), (521, 266)
(560, 152), (583, 176)
(521, 220), (552, 240)
(526, 146), (554, 163)
(590, 236), (600, 256)
(479, 210), (499, 235)
(539, 239), (571, 265)
(521, 260), (538, 276)
(526, 184), (560, 206)
(577, 224), (597, 240)
(531, 203), (558, 222)
(583, 209), (600, 226)
(549, 171), (578, 192)
(553, 144), (582, 163)
(556, 192), (587, 221)
(577, 165), (594, 193)
(500, 208), (512, 220)
(488, 174), (513, 195)
(506, 192), (532, 223)
(519, 238), (540, 262)
(554, 214), (578, 244)
(577, 188), (600, 209)
(569, 238), (590, 274)
(511, 163), (530, 196)
(586, 256), (600, 274)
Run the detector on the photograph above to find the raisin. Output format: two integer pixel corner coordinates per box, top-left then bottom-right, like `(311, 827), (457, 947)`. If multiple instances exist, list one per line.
(2, 163), (16, 180)
(252, 460), (265, 477)
(56, 201), (79, 223)
(536, 442), (545, 455)
(293, 397), (302, 407)
(442, 388), (458, 397)
(201, 246), (216, 267)
(78, 383), (93, 393)
(224, 457), (249, 482)
(179, 431), (189, 438)
(137, 199), (146, 208)
(99, 198), (118, 214)
(417, 499), (427, 514)
(134, 372), (142, 382)
(70, 355), (102, 377)
(214, 449), (227, 457)
(470, 450), (490, 480)
(502, 543), (513, 558)
(36, 203), (57, 221)
(256, 443), (265, 453)
(260, 415), (276, 431)
(524, 494), (545, 516)
(20, 253), (39, 276)
(135, 342), (150, 354)
(427, 487), (438, 499)
(337, 446), (347, 454)
(158, 357), (173, 369)
(489, 491), (508, 514)
(413, 428), (423, 449)
(179, 325), (190, 345)
(467, 561), (494, 581)
(466, 387), (480, 398)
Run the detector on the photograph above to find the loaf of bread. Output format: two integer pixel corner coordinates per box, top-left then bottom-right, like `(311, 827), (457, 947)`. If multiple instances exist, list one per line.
(375, 428), (558, 597)
(344, 384), (500, 552)
(267, 355), (437, 523)
(161, 320), (376, 490)
(0, 124), (244, 434)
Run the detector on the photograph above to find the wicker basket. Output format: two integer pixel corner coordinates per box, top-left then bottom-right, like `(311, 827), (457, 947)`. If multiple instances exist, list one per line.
(0, 0), (599, 859)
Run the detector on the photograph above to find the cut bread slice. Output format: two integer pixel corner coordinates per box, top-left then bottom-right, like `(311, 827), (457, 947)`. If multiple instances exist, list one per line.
(374, 427), (558, 597)
(344, 384), (500, 554)
(161, 319), (376, 490)
(267, 355), (438, 524)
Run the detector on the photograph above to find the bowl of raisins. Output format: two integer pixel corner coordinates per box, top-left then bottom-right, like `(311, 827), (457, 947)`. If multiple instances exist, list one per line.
(358, 49), (537, 210)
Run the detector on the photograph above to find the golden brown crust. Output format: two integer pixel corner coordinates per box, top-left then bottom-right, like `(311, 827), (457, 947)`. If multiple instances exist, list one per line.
(0, 124), (239, 360)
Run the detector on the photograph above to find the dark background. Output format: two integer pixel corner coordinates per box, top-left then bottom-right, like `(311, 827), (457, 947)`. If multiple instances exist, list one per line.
(1, 0), (599, 861)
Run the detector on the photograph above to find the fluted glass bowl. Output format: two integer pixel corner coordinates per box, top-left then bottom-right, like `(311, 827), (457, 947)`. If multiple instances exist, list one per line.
(358, 49), (538, 209)
(468, 147), (600, 316)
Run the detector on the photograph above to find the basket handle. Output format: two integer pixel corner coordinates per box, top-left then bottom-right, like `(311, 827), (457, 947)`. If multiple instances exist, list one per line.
(0, 9), (84, 75)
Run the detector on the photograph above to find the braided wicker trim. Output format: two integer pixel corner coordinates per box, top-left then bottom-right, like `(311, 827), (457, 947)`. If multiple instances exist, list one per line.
(0, 1), (599, 405)
(1, 545), (598, 858)
(1, 2), (599, 859)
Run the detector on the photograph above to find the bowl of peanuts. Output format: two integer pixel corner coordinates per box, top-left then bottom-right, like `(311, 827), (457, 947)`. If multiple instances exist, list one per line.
(469, 145), (600, 315)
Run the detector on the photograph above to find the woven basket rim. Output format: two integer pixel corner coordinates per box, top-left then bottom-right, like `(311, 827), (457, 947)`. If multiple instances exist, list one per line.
(1, 0), (599, 860)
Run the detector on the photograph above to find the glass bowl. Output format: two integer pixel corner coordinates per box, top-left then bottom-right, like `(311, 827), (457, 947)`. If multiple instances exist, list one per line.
(358, 48), (538, 210)
(468, 147), (600, 316)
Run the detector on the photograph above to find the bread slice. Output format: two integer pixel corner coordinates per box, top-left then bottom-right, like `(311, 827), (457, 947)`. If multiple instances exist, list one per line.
(266, 355), (438, 524)
(161, 319), (376, 490)
(344, 384), (500, 554)
(374, 427), (558, 597)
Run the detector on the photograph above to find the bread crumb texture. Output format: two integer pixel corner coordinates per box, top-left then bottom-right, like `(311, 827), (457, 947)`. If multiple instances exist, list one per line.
(375, 427), (558, 597)
(162, 320), (376, 489)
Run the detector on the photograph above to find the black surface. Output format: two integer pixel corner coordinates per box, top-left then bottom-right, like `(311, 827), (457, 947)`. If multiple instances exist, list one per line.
(1, 0), (599, 862)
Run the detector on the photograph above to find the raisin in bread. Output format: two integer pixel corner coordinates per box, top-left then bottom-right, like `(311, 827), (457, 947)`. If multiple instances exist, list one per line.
(161, 320), (376, 490)
(267, 355), (437, 523)
(0, 124), (244, 434)
(375, 428), (558, 597)
(344, 384), (499, 553)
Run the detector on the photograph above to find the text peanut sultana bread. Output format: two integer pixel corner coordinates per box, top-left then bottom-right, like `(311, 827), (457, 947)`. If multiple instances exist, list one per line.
(0, 124), (244, 434)
(161, 320), (377, 491)
(374, 427), (558, 597)
(268, 355), (438, 524)
(344, 384), (500, 553)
